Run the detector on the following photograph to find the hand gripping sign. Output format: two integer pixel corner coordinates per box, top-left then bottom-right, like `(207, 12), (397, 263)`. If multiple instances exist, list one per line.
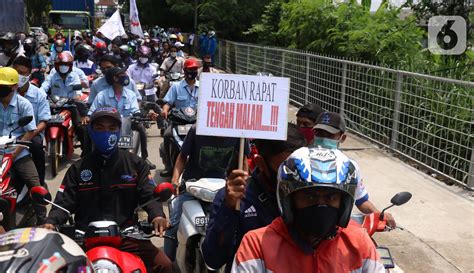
(197, 73), (290, 210)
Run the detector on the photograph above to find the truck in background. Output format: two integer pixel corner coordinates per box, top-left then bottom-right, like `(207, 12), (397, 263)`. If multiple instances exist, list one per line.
(0, 0), (26, 34)
(48, 0), (95, 37)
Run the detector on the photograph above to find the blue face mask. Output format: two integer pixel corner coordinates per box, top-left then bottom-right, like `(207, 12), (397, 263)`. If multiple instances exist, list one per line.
(313, 137), (339, 149)
(88, 127), (120, 156)
(117, 75), (130, 86)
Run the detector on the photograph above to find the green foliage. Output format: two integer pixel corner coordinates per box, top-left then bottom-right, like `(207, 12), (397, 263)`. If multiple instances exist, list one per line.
(245, 0), (285, 45)
(25, 0), (50, 26)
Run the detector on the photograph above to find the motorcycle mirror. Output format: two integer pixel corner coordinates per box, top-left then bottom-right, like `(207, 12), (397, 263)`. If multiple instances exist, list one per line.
(18, 116), (33, 127)
(9, 116), (33, 138)
(153, 182), (174, 201)
(390, 192), (412, 206)
(50, 95), (60, 103)
(30, 186), (52, 206)
(72, 84), (83, 91)
(379, 191), (412, 221)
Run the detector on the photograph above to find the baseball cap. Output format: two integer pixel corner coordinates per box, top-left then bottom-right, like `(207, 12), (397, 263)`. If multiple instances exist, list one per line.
(314, 112), (346, 134)
(296, 103), (324, 122)
(90, 107), (122, 126)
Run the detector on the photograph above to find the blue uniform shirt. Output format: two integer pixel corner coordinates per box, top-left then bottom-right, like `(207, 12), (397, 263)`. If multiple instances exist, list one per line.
(164, 79), (199, 109)
(88, 76), (142, 104)
(22, 84), (51, 138)
(40, 69), (82, 98)
(0, 92), (37, 161)
(88, 86), (139, 117)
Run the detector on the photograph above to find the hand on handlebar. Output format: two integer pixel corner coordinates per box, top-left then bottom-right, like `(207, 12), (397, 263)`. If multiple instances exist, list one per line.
(384, 212), (396, 229)
(160, 111), (168, 119)
(41, 223), (56, 231)
(151, 216), (169, 237)
(81, 116), (90, 126)
(147, 112), (159, 121)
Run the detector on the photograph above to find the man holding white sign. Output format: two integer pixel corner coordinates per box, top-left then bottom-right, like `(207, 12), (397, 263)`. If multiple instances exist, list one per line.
(196, 72), (296, 272)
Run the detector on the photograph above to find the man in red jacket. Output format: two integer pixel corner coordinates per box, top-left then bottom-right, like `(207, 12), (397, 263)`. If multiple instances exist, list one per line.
(232, 147), (385, 273)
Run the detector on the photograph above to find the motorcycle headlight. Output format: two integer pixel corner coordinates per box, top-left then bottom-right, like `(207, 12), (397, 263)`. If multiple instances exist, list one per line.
(92, 259), (122, 273)
(187, 186), (217, 203)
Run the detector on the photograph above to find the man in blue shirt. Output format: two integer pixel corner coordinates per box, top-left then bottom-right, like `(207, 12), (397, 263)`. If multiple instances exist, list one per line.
(0, 67), (47, 224)
(87, 55), (142, 105)
(88, 66), (157, 169)
(159, 58), (199, 177)
(13, 56), (51, 186)
(40, 51), (90, 156)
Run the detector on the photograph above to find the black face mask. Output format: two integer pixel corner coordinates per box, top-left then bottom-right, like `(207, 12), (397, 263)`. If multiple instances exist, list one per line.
(185, 70), (198, 80)
(293, 204), (339, 239)
(0, 86), (13, 98)
(263, 158), (278, 187)
(203, 62), (212, 68)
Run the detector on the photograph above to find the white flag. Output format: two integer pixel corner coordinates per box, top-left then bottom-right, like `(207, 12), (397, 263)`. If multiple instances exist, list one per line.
(129, 0), (144, 38)
(97, 10), (126, 41)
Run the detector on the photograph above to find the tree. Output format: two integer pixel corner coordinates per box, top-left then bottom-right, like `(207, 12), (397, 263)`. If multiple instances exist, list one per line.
(25, 0), (49, 27)
(245, 0), (286, 45)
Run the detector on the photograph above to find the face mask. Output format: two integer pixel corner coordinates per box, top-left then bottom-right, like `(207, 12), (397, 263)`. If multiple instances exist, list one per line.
(185, 70), (198, 80)
(153, 46), (159, 51)
(139, 57), (148, 64)
(203, 62), (212, 68)
(170, 52), (177, 58)
(78, 54), (89, 61)
(0, 86), (12, 98)
(117, 75), (130, 86)
(58, 65), (70, 74)
(263, 158), (278, 187)
(299, 127), (314, 145)
(293, 204), (339, 238)
(56, 46), (63, 53)
(88, 127), (120, 157)
(313, 137), (339, 149)
(18, 74), (30, 88)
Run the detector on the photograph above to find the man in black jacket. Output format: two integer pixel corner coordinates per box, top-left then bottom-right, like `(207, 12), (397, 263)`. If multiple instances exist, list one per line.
(43, 107), (172, 273)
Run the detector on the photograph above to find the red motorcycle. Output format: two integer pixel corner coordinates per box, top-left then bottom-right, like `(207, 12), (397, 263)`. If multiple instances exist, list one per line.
(352, 192), (412, 272)
(0, 116), (41, 230)
(46, 86), (89, 177)
(31, 182), (175, 272)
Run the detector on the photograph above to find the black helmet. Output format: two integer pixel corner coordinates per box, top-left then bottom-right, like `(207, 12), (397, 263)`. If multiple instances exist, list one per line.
(23, 37), (37, 57)
(0, 32), (19, 55)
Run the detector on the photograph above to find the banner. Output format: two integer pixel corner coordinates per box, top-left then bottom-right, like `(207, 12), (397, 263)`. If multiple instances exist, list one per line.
(97, 10), (126, 41)
(129, 0), (144, 38)
(196, 73), (290, 140)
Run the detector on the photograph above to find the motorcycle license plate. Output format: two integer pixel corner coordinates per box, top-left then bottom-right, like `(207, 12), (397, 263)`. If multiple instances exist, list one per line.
(145, 89), (156, 96)
(49, 114), (65, 123)
(118, 136), (132, 148)
(177, 124), (192, 136)
(194, 216), (208, 227)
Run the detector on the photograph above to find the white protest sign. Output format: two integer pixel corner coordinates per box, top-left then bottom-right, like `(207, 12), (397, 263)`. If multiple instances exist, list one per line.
(196, 73), (290, 140)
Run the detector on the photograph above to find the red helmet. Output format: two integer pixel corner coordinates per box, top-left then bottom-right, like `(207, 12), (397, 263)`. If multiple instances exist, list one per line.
(184, 59), (199, 70)
(95, 41), (107, 49)
(54, 52), (73, 74)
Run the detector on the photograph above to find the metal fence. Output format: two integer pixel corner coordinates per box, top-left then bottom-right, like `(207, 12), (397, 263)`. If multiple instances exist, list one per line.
(215, 40), (474, 189)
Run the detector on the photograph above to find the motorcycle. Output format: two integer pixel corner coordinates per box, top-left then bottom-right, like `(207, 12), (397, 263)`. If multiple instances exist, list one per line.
(46, 84), (89, 177)
(164, 107), (196, 171)
(171, 178), (226, 273)
(351, 191), (412, 272)
(118, 115), (151, 157)
(0, 116), (42, 230)
(30, 182), (175, 273)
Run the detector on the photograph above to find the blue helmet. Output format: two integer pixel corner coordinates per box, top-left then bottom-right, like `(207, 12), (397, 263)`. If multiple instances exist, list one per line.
(277, 147), (358, 228)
